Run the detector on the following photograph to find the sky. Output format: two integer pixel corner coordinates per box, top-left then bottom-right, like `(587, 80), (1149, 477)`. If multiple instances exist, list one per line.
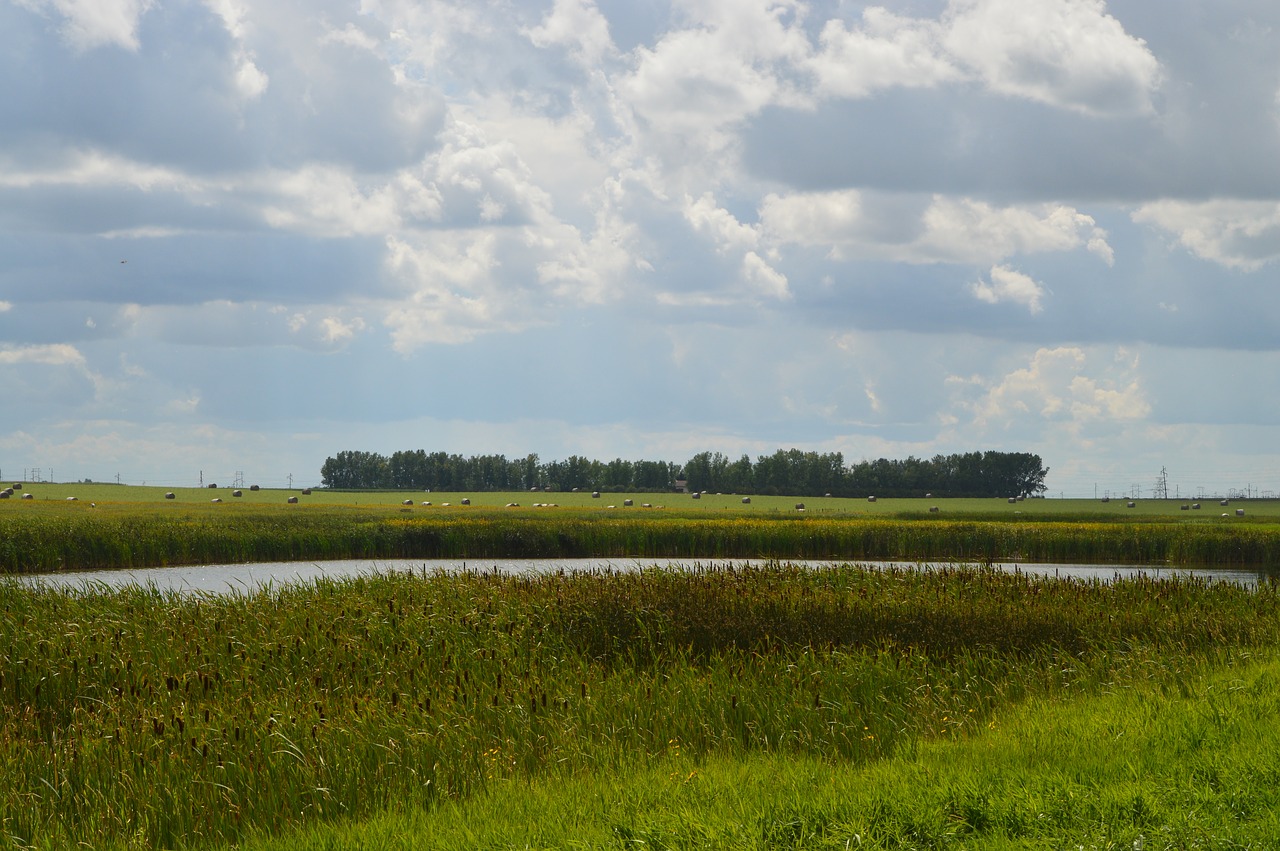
(2, 0), (1280, 498)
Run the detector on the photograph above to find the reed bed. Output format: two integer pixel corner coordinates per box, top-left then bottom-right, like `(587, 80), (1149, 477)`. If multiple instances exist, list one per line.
(1, 563), (1277, 849)
(4, 504), (1280, 574)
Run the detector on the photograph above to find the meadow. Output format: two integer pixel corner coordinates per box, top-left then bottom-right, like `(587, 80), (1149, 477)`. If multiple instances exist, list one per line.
(2, 563), (1278, 849)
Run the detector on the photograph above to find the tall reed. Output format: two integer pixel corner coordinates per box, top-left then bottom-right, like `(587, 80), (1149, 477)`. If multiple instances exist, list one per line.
(0, 563), (1275, 848)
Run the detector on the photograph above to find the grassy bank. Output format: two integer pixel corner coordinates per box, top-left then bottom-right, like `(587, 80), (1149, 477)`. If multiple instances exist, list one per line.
(1, 564), (1277, 848)
(234, 653), (1280, 849)
(4, 500), (1280, 572)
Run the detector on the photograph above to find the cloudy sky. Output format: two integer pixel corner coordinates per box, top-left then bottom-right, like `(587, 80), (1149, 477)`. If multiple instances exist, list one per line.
(3, 0), (1279, 498)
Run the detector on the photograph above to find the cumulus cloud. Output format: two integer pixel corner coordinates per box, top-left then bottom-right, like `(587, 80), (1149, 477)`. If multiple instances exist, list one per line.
(969, 265), (1046, 313)
(759, 192), (1113, 266)
(1133, 200), (1280, 271)
(15, 0), (155, 51)
(956, 346), (1150, 430)
(803, 0), (1161, 116)
(943, 0), (1162, 115)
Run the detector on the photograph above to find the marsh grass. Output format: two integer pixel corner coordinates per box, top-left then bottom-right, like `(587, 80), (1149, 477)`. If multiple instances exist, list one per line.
(230, 652), (1280, 850)
(1, 564), (1277, 848)
(4, 502), (1280, 573)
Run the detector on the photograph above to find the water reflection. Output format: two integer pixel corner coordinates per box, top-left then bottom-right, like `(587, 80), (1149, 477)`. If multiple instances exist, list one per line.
(7, 558), (1269, 595)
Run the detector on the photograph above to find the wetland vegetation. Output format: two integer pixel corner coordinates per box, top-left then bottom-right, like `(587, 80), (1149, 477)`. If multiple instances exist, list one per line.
(3, 488), (1280, 848)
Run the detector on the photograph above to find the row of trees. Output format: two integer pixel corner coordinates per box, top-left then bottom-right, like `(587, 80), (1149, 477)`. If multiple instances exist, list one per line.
(320, 449), (1048, 498)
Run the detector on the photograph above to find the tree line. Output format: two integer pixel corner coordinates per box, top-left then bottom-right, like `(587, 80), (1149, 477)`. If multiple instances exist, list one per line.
(320, 449), (1049, 498)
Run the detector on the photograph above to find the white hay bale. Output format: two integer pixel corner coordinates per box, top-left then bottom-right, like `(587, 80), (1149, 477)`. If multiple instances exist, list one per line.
(165, 492), (175, 500)
(868, 496), (877, 502)
(623, 499), (633, 506)
(642, 503), (652, 508)
(21, 493), (32, 500)
(422, 501), (432, 506)
(1127, 501), (1136, 508)
(742, 497), (751, 504)
(287, 496), (299, 504)
(66, 496), (77, 501)
(1192, 503), (1200, 509)
(232, 490), (242, 497)
(1236, 508), (1245, 516)
(1008, 497), (1017, 503)
(211, 498), (222, 503)
(402, 499), (413, 505)
(442, 502), (451, 507)
(461, 498), (470, 505)
(591, 491), (600, 498)
(1221, 499), (1229, 506)
(0, 492), (8, 500)
(691, 492), (701, 499)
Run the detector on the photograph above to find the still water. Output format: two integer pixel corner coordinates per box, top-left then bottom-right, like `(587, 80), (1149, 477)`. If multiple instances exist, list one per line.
(8, 558), (1269, 595)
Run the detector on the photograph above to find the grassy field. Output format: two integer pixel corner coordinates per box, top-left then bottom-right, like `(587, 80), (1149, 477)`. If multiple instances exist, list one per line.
(5, 480), (1276, 519)
(1, 564), (1277, 849)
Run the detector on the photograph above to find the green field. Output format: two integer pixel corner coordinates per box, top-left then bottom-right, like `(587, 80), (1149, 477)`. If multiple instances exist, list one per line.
(4, 480), (1273, 519)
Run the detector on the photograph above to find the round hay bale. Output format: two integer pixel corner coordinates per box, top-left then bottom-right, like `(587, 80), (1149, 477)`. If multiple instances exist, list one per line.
(1236, 508), (1245, 516)
(402, 499), (413, 506)
(1192, 503), (1200, 509)
(421, 501), (432, 506)
(868, 496), (877, 502)
(208, 483), (217, 489)
(691, 492), (701, 499)
(1180, 504), (1189, 510)
(591, 492), (600, 498)
(1008, 497), (1017, 503)
(301, 488), (312, 495)
(165, 492), (176, 500)
(623, 499), (634, 506)
(21, 493), (32, 500)
(929, 506), (939, 513)
(795, 503), (805, 510)
(232, 490), (243, 497)
(461, 498), (471, 505)
(1221, 499), (1230, 506)
(642, 503), (652, 508)
(250, 484), (260, 491)
(287, 496), (299, 504)
(0, 492), (8, 499)
(1127, 501), (1136, 508)
(1101, 497), (1110, 503)
(211, 498), (222, 503)
(742, 497), (751, 504)
(66, 496), (77, 501)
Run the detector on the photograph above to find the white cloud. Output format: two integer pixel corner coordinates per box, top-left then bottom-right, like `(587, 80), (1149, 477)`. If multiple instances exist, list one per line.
(969, 265), (1046, 313)
(942, 0), (1161, 115)
(526, 0), (616, 66)
(808, 8), (961, 98)
(16, 0), (154, 51)
(1133, 199), (1280, 271)
(0, 343), (88, 368)
(760, 192), (1112, 266)
(958, 346), (1150, 430)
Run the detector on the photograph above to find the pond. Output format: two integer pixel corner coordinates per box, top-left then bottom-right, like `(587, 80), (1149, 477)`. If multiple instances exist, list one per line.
(7, 558), (1269, 595)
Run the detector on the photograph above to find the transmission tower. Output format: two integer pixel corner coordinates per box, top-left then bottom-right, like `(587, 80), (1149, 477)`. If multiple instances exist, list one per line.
(1153, 467), (1169, 500)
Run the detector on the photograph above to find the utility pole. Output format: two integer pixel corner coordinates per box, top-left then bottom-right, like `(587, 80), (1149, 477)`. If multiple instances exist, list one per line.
(287, 473), (294, 489)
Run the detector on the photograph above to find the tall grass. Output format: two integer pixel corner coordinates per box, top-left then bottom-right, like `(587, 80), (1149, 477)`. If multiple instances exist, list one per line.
(1, 564), (1277, 848)
(4, 503), (1280, 573)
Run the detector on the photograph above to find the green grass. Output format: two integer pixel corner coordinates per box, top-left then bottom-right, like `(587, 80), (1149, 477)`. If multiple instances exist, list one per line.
(1, 564), (1278, 849)
(230, 652), (1280, 849)
(7, 480), (1280, 517)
